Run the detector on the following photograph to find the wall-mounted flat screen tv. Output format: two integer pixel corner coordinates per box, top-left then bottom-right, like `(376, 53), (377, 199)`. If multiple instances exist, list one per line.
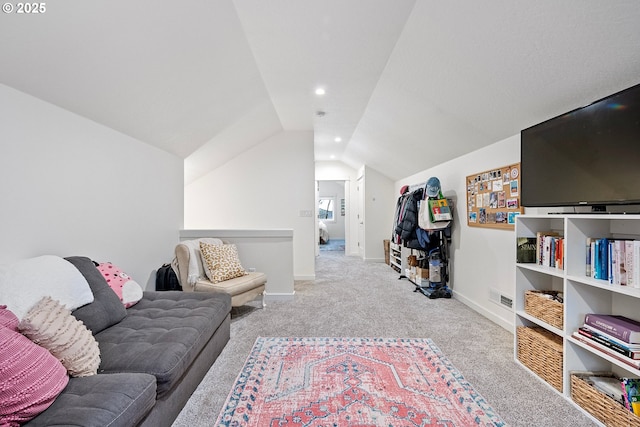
(521, 82), (640, 210)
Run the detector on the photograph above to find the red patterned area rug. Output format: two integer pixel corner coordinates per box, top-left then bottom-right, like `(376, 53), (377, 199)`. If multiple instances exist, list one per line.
(215, 337), (506, 426)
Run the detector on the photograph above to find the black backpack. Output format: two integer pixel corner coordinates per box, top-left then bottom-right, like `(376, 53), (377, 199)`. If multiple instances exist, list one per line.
(156, 263), (182, 291)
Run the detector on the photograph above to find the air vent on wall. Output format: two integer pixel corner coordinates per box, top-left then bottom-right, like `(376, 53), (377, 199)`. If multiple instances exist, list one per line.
(500, 295), (513, 309)
(490, 287), (513, 310)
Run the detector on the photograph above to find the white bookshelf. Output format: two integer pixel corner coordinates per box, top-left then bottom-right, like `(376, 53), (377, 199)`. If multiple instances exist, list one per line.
(515, 214), (640, 425)
(389, 241), (402, 274)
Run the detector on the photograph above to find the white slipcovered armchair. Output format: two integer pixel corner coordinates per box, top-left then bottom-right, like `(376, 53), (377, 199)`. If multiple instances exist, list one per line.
(174, 238), (267, 308)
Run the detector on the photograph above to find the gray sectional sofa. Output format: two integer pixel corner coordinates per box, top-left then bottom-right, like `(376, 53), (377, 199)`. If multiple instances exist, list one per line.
(24, 256), (231, 427)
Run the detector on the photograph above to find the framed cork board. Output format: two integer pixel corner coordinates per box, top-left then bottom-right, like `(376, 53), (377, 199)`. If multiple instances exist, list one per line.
(466, 163), (523, 230)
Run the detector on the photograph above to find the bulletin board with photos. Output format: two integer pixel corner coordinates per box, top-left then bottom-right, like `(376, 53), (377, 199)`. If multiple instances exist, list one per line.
(466, 163), (523, 230)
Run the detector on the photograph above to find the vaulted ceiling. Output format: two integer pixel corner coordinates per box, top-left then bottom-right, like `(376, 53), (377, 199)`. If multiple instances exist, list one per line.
(2, 1), (639, 183)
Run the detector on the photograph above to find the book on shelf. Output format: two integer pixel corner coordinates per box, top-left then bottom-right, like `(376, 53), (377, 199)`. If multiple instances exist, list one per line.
(571, 332), (640, 370)
(591, 237), (610, 280)
(591, 238), (597, 278)
(556, 237), (564, 270)
(584, 313), (640, 344)
(609, 240), (616, 284)
(592, 238), (599, 278)
(581, 325), (640, 351)
(621, 378), (640, 415)
(626, 240), (635, 287)
(585, 237), (595, 277)
(578, 327), (640, 359)
(536, 231), (557, 264)
(595, 238), (609, 280)
(547, 236), (564, 270)
(634, 241), (640, 289)
(586, 237), (640, 288)
(611, 239), (628, 286)
(516, 237), (537, 263)
(535, 231), (563, 269)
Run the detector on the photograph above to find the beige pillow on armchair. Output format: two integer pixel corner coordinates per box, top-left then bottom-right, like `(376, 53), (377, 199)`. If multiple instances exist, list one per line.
(199, 242), (248, 283)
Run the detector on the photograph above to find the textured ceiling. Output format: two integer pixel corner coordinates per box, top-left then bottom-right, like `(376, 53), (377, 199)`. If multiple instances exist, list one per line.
(1, 1), (639, 182)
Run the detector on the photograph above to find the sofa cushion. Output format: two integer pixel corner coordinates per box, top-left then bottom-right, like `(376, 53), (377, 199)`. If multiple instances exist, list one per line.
(19, 296), (101, 377)
(0, 255), (93, 320)
(23, 373), (157, 427)
(0, 309), (69, 427)
(94, 291), (231, 397)
(193, 271), (267, 296)
(199, 242), (248, 283)
(66, 256), (127, 334)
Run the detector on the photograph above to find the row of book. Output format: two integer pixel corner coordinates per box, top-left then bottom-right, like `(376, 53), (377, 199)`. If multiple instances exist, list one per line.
(571, 313), (640, 414)
(516, 231), (564, 269)
(573, 326), (640, 370)
(586, 238), (640, 288)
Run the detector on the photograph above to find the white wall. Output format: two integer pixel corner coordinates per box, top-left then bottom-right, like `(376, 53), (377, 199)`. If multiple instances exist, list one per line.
(397, 135), (520, 331)
(0, 85), (184, 289)
(362, 166), (396, 262)
(184, 130), (316, 280)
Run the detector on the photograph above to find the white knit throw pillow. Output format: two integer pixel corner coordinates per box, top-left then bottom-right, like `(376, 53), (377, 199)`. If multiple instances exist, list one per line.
(19, 296), (101, 377)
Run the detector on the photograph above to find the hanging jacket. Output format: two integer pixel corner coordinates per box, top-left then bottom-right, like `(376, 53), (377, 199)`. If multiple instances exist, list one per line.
(395, 188), (425, 249)
(392, 191), (410, 244)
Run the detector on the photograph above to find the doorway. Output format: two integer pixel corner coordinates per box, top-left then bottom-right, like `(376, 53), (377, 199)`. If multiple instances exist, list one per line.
(317, 180), (348, 256)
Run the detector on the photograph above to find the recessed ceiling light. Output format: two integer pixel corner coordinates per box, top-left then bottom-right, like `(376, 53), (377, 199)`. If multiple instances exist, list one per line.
(316, 111), (326, 117)
(315, 87), (326, 96)
(334, 137), (342, 143)
(330, 155), (336, 159)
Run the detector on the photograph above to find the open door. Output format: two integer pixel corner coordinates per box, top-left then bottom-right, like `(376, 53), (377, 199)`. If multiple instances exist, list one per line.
(357, 176), (364, 259)
(317, 180), (349, 255)
(314, 180), (319, 256)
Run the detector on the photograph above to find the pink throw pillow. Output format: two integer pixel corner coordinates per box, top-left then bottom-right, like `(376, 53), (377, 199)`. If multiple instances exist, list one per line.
(0, 305), (18, 331)
(0, 308), (69, 426)
(96, 262), (143, 308)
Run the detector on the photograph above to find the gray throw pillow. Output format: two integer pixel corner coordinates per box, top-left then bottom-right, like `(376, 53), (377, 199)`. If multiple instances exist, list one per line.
(66, 256), (127, 334)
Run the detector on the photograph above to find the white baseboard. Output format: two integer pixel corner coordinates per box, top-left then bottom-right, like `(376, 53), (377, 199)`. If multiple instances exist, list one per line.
(294, 275), (315, 281)
(453, 290), (514, 333)
(264, 292), (296, 301)
(364, 257), (385, 263)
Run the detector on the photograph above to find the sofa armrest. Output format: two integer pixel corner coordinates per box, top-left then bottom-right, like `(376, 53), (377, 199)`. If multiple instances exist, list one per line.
(175, 238), (229, 291)
(174, 244), (191, 289)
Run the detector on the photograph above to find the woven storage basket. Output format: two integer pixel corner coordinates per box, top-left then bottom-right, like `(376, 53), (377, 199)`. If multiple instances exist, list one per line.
(517, 326), (563, 392)
(524, 290), (563, 329)
(571, 372), (640, 427)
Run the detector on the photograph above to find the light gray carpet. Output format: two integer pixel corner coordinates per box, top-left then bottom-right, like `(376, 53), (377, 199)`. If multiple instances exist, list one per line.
(172, 251), (596, 426)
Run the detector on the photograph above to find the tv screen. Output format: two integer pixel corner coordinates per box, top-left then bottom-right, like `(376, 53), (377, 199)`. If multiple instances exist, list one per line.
(521, 82), (640, 209)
